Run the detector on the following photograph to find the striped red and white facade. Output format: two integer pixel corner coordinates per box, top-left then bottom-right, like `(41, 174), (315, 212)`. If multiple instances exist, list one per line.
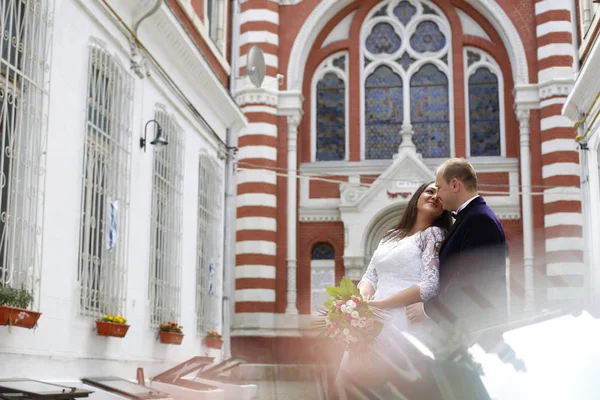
(230, 0), (591, 362)
(534, 0), (584, 300)
(234, 0), (281, 321)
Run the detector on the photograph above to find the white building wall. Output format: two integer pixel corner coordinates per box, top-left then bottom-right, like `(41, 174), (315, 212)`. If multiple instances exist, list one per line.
(0, 0), (234, 380)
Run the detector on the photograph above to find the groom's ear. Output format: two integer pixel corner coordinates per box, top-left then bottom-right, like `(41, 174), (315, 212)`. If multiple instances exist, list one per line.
(451, 178), (460, 192)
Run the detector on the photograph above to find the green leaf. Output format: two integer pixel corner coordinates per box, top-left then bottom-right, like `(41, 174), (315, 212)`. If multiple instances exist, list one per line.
(340, 277), (356, 298)
(326, 285), (341, 298)
(323, 299), (334, 309)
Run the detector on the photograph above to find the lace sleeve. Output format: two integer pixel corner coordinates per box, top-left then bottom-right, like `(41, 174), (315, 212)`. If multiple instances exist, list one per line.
(417, 226), (444, 301)
(358, 252), (379, 292)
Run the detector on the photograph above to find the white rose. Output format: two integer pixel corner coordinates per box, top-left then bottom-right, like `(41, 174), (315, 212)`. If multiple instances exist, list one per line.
(341, 305), (348, 314)
(346, 300), (357, 309)
(351, 311), (359, 319)
(343, 328), (350, 336)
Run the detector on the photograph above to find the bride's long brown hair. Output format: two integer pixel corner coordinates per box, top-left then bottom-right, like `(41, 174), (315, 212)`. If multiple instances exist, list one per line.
(382, 181), (452, 243)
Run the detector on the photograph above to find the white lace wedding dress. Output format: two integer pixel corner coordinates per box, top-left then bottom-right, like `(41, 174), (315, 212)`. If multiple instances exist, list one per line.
(336, 226), (445, 395)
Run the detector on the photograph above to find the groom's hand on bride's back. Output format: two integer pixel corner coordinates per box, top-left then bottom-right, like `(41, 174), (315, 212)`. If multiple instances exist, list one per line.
(406, 302), (428, 323)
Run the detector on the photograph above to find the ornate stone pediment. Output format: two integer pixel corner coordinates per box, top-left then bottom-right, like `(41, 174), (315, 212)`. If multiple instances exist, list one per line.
(339, 148), (435, 212)
(339, 148), (436, 277)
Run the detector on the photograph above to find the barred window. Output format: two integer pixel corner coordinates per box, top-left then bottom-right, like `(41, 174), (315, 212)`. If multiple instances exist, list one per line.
(0, 0), (53, 296)
(148, 107), (185, 328)
(196, 153), (223, 334)
(311, 243), (335, 314)
(78, 40), (133, 317)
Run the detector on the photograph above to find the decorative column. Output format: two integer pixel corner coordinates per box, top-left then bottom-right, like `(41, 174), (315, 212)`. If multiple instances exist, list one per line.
(516, 109), (535, 311)
(534, 1), (583, 302)
(286, 115), (300, 315)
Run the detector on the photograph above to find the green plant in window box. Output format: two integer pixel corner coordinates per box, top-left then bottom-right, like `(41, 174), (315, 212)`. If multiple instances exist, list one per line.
(0, 283), (41, 329)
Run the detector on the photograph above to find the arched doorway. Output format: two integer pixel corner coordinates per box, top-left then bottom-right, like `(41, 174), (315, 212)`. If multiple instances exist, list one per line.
(363, 204), (405, 261)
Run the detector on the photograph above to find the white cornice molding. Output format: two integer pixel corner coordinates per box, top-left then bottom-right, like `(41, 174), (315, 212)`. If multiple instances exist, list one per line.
(298, 207), (341, 222)
(538, 79), (574, 101)
(514, 84), (540, 111)
(564, 31), (600, 120)
(112, 0), (246, 133)
(300, 158), (519, 176)
(235, 87), (279, 107)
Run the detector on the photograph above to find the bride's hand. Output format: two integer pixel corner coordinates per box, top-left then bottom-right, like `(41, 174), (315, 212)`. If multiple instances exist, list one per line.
(368, 299), (385, 309)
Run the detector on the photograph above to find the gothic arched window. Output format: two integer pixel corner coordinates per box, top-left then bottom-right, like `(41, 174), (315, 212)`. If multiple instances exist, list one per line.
(314, 53), (347, 161)
(465, 48), (503, 157)
(365, 65), (404, 159)
(362, 0), (452, 160)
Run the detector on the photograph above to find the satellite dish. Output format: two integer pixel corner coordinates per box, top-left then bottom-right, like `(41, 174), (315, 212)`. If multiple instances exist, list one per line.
(246, 45), (266, 88)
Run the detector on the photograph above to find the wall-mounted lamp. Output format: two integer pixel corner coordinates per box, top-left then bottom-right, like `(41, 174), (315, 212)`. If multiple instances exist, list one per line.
(140, 119), (168, 152)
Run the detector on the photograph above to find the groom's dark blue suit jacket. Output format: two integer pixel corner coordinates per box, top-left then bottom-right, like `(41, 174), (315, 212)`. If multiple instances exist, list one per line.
(424, 196), (508, 331)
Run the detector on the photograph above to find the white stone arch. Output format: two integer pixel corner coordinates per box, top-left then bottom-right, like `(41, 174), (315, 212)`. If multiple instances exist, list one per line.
(464, 46), (506, 158)
(286, 0), (529, 94)
(362, 203), (405, 260)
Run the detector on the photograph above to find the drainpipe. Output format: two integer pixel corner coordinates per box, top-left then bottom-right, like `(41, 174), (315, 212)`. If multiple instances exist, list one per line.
(576, 122), (592, 302)
(221, 0), (241, 360)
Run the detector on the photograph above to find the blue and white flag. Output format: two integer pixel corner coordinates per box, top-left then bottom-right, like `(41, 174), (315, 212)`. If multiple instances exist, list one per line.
(208, 263), (215, 296)
(106, 200), (118, 250)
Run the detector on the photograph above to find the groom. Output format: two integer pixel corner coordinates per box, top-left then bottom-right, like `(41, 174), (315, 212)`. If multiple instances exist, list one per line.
(406, 158), (508, 335)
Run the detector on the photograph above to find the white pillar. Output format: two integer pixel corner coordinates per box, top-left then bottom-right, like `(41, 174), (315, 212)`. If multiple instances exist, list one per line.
(517, 109), (535, 311)
(286, 115), (300, 315)
(582, 0), (593, 33)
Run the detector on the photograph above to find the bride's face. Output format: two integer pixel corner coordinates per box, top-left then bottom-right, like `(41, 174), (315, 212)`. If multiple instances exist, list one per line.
(417, 184), (443, 219)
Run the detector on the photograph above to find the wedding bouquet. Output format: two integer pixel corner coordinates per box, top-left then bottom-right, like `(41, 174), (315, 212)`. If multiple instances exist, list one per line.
(317, 277), (384, 352)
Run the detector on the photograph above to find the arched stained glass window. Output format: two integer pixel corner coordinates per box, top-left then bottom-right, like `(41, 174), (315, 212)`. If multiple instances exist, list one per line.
(362, 0), (452, 160)
(365, 23), (402, 55)
(410, 21), (446, 53)
(365, 65), (404, 159)
(410, 63), (450, 158)
(316, 72), (346, 161)
(312, 242), (335, 260)
(469, 67), (501, 156)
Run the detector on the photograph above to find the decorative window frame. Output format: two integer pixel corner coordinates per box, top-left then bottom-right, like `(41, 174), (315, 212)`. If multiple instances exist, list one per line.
(310, 242), (336, 314)
(204, 0), (228, 54)
(196, 151), (224, 334)
(0, 0), (53, 304)
(311, 259), (335, 314)
(359, 0), (455, 160)
(78, 39), (134, 318)
(464, 46), (506, 158)
(311, 51), (349, 162)
(148, 105), (185, 328)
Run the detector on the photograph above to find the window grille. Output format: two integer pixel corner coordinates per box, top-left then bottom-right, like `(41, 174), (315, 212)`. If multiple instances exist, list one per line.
(148, 107), (185, 328)
(78, 40), (133, 317)
(0, 0), (54, 301)
(196, 152), (222, 334)
(311, 243), (335, 314)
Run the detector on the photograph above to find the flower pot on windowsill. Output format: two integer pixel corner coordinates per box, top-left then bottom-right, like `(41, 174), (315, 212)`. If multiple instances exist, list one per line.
(159, 331), (184, 345)
(96, 321), (130, 338)
(205, 337), (223, 349)
(0, 305), (41, 329)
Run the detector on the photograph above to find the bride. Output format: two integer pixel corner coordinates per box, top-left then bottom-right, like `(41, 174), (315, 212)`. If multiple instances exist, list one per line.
(335, 181), (451, 398)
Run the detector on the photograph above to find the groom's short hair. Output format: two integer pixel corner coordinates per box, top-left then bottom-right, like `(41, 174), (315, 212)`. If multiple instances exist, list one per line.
(439, 158), (478, 191)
